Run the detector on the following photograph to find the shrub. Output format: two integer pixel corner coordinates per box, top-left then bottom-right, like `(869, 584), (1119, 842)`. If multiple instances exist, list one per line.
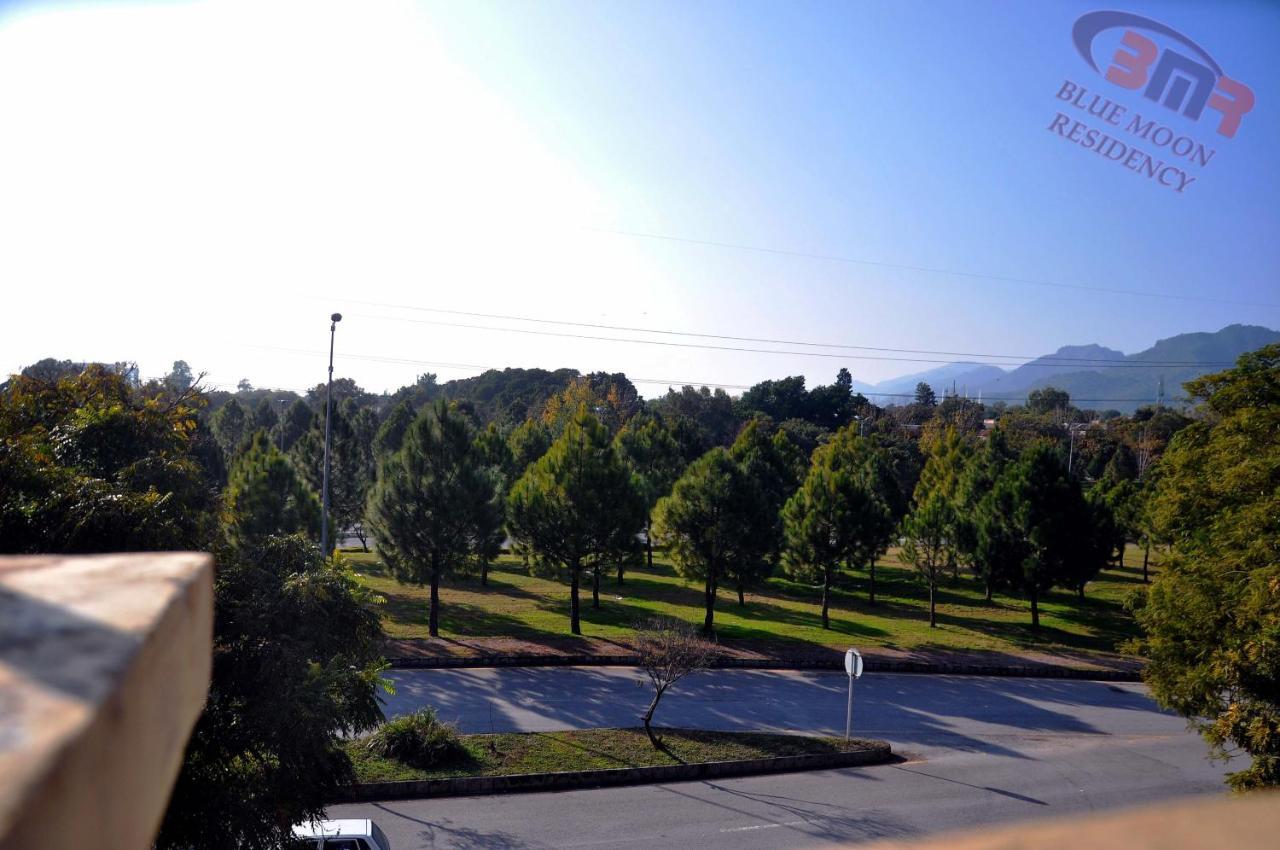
(362, 709), (466, 769)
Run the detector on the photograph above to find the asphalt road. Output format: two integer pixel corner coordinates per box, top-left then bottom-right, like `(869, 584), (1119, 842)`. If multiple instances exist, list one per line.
(328, 668), (1232, 849)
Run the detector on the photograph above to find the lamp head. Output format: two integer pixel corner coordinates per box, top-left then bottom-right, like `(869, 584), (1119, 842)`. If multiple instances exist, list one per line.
(331, 313), (343, 323)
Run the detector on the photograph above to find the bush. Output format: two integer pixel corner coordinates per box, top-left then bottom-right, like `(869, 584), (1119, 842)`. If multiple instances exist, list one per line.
(362, 709), (466, 769)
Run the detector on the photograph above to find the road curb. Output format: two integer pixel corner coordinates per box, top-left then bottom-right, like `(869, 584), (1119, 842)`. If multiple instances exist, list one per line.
(386, 653), (1142, 681)
(333, 740), (893, 802)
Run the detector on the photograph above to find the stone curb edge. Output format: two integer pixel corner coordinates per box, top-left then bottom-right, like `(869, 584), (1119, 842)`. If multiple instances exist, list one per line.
(333, 741), (893, 802)
(386, 653), (1142, 681)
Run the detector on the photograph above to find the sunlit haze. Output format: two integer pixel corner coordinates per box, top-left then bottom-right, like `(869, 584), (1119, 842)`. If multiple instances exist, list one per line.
(2, 0), (1276, 395)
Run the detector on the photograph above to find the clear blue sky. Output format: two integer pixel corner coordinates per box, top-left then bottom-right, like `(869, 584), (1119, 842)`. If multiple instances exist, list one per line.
(0, 0), (1276, 394)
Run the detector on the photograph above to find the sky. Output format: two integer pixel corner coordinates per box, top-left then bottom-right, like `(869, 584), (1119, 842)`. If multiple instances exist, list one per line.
(0, 0), (1276, 397)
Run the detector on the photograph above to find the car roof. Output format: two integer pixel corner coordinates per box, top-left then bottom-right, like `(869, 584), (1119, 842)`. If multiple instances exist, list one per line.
(292, 819), (373, 838)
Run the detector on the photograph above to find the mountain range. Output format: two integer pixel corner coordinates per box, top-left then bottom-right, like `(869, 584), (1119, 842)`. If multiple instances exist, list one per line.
(851, 324), (1279, 413)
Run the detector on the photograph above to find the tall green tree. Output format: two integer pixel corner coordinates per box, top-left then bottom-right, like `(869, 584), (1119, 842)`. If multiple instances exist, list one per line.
(278, 398), (314, 452)
(783, 426), (894, 627)
(224, 430), (321, 546)
(249, 397), (280, 435)
(210, 397), (248, 460)
(653, 448), (767, 634)
(292, 400), (375, 552)
(913, 427), (974, 581)
(472, 422), (514, 585)
(366, 401), (503, 637)
(646, 385), (740, 453)
(507, 406), (644, 634)
(958, 429), (1017, 600)
(726, 420), (804, 605)
(164, 359), (195, 393)
(373, 400), (414, 459)
(1066, 489), (1117, 598)
(984, 444), (1098, 626)
(1132, 344), (1280, 790)
(898, 492), (954, 628)
(507, 417), (552, 473)
(1088, 474), (1139, 567)
(1027, 386), (1071, 416)
(616, 416), (685, 579)
(156, 535), (387, 850)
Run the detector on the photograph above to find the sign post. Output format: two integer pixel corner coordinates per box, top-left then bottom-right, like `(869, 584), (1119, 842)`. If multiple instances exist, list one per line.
(844, 648), (863, 741)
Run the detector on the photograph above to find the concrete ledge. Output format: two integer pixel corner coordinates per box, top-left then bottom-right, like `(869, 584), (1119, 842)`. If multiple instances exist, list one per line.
(333, 740), (893, 802)
(387, 653), (1141, 681)
(0, 553), (213, 850)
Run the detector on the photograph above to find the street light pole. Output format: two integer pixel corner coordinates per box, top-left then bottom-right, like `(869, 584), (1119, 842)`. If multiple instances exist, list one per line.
(278, 398), (287, 453)
(1067, 422), (1077, 477)
(321, 313), (342, 557)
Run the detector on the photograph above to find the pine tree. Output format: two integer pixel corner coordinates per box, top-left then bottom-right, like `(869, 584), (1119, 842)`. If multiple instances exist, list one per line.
(291, 400), (375, 552)
(279, 398), (314, 452)
(958, 428), (1016, 600)
(373, 400), (414, 459)
(898, 492), (953, 627)
(983, 444), (1098, 626)
(783, 426), (894, 627)
(508, 418), (552, 473)
(914, 382), (937, 407)
(616, 416), (686, 580)
(210, 398), (248, 460)
(726, 419), (804, 605)
(224, 430), (321, 545)
(913, 427), (974, 581)
(507, 406), (645, 635)
(366, 401), (503, 637)
(250, 397), (280, 435)
(472, 422), (515, 585)
(653, 448), (767, 634)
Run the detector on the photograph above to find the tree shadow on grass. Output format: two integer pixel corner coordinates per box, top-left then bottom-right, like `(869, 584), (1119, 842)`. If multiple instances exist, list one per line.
(714, 599), (891, 641)
(923, 608), (1122, 654)
(436, 601), (559, 639)
(1102, 564), (1152, 586)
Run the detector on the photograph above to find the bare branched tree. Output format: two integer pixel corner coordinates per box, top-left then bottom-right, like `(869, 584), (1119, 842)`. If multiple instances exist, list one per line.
(633, 616), (716, 747)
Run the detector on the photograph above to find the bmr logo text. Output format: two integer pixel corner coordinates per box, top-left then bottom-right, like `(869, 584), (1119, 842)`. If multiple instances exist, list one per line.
(1046, 11), (1254, 193)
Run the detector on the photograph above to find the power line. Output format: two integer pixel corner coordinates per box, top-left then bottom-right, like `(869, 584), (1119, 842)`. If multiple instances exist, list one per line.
(244, 343), (1186, 403)
(328, 296), (1228, 366)
(583, 226), (1280, 310)
(346, 310), (1236, 369)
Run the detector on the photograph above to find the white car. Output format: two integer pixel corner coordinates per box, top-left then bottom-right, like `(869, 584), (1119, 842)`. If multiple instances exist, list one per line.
(292, 818), (392, 850)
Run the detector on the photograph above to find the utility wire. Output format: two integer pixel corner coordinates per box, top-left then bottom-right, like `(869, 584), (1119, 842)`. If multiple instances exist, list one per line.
(346, 311), (1235, 369)
(320, 295), (1241, 367)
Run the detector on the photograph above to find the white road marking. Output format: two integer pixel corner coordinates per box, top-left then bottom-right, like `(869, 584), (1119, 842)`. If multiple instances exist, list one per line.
(720, 820), (808, 833)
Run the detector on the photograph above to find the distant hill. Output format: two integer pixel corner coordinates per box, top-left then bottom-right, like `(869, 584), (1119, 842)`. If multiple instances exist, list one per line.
(869, 362), (1008, 399)
(980, 344), (1126, 397)
(858, 325), (1278, 413)
(1017, 325), (1279, 412)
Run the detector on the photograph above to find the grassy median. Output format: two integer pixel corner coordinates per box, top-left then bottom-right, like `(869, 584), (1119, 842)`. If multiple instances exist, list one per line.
(345, 727), (879, 783)
(344, 545), (1155, 657)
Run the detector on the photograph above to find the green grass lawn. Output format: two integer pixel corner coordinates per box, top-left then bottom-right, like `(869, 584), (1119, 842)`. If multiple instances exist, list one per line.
(344, 727), (877, 783)
(344, 544), (1157, 657)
